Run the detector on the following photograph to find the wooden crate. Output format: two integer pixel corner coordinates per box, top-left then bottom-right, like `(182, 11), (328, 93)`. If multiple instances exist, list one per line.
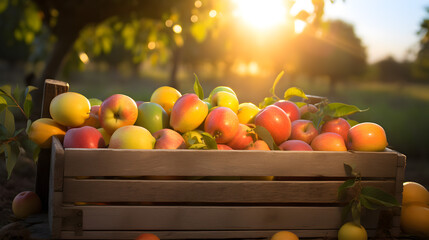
(48, 136), (406, 239)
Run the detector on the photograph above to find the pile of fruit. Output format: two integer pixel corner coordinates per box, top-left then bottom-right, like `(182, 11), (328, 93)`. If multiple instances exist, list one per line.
(28, 76), (388, 152)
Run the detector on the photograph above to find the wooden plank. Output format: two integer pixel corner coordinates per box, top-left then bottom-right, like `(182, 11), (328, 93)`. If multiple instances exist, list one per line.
(36, 79), (69, 211)
(60, 206), (379, 231)
(59, 229), (378, 239)
(48, 192), (62, 239)
(63, 149), (400, 178)
(50, 137), (65, 192)
(395, 154), (406, 207)
(62, 179), (396, 203)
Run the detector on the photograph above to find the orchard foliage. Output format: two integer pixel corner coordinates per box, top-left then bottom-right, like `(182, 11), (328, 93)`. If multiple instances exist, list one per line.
(0, 85), (40, 179)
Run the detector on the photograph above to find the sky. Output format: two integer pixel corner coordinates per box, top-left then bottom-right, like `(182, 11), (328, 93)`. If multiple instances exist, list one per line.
(323, 0), (429, 63)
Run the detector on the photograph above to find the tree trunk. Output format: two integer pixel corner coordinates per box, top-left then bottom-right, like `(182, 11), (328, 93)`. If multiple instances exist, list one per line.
(31, 27), (81, 121)
(169, 47), (181, 89)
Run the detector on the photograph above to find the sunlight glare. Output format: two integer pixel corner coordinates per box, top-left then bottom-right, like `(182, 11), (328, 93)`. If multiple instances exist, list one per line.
(233, 0), (287, 30)
(294, 20), (306, 34)
(289, 0), (314, 16)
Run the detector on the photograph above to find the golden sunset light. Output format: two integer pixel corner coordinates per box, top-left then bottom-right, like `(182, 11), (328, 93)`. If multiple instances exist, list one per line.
(232, 0), (287, 30)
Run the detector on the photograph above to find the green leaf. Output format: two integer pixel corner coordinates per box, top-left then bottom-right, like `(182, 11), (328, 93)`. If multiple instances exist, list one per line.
(258, 96), (277, 109)
(23, 98), (33, 118)
(188, 143), (207, 149)
(351, 200), (361, 225)
(4, 141), (20, 180)
(341, 202), (352, 222)
(346, 119), (359, 127)
(12, 84), (22, 105)
(201, 132), (218, 150)
(0, 85), (12, 96)
(19, 138), (40, 163)
(284, 87), (307, 100)
(344, 163), (358, 177)
(21, 86), (37, 116)
(0, 95), (7, 113)
(0, 125), (8, 140)
(0, 108), (15, 137)
(0, 0), (8, 13)
(359, 195), (379, 210)
(324, 103), (368, 118)
(269, 71), (284, 98)
(193, 73), (204, 100)
(254, 125), (279, 150)
(360, 186), (400, 207)
(338, 178), (356, 199)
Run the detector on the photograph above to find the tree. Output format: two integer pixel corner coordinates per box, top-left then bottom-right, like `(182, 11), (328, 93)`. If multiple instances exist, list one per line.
(375, 56), (412, 83)
(293, 20), (367, 96)
(414, 7), (429, 81)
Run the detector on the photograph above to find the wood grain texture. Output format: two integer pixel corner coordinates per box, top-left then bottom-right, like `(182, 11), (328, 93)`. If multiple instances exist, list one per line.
(63, 149), (400, 177)
(62, 179), (395, 203)
(60, 206), (379, 231)
(51, 137), (65, 192)
(59, 229), (379, 239)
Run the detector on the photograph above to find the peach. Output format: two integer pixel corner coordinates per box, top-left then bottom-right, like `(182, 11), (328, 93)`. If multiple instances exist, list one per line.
(279, 140), (313, 151)
(311, 132), (347, 151)
(170, 94), (208, 133)
(347, 122), (388, 151)
(12, 191), (41, 219)
(153, 129), (186, 149)
(99, 94), (138, 134)
(321, 117), (351, 142)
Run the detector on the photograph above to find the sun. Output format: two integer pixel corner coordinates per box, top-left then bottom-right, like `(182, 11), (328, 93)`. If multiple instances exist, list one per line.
(232, 0), (287, 30)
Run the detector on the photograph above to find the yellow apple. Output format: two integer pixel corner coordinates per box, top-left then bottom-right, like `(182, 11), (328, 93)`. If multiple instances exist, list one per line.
(49, 92), (91, 127)
(109, 125), (155, 149)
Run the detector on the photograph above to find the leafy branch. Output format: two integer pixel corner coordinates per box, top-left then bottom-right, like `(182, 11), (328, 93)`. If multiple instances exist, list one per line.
(0, 85), (40, 180)
(338, 163), (400, 226)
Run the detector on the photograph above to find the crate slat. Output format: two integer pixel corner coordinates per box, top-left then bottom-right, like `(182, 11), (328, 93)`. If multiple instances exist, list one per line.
(63, 149), (400, 177)
(62, 179), (396, 203)
(60, 206), (379, 231)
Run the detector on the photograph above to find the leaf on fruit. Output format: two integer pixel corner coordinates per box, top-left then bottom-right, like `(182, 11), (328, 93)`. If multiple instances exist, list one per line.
(360, 186), (400, 208)
(201, 132), (218, 150)
(284, 87), (307, 101)
(338, 178), (356, 200)
(193, 73), (204, 100)
(324, 103), (367, 118)
(188, 143), (207, 149)
(4, 141), (20, 180)
(346, 119), (359, 127)
(0, 108), (15, 137)
(269, 70), (284, 99)
(258, 96), (277, 109)
(254, 125), (279, 150)
(359, 195), (379, 210)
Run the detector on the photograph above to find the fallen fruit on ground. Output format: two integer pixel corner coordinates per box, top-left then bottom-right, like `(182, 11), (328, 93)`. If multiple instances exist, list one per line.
(12, 191), (42, 219)
(400, 203), (429, 237)
(402, 181), (429, 205)
(337, 222), (367, 240)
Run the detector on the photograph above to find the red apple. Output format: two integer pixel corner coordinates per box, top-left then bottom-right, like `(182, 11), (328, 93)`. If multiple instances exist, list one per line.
(217, 144), (233, 150)
(153, 129), (186, 149)
(64, 126), (105, 148)
(311, 132), (347, 151)
(12, 191), (41, 219)
(170, 93), (208, 133)
(135, 233), (160, 240)
(347, 122), (388, 151)
(290, 120), (318, 144)
(204, 107), (239, 144)
(321, 118), (351, 142)
(279, 140), (313, 151)
(254, 105), (291, 145)
(245, 140), (270, 150)
(99, 94), (138, 134)
(274, 100), (301, 122)
(226, 123), (254, 149)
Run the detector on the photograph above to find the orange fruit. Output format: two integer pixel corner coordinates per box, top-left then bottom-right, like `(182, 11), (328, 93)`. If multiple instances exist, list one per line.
(28, 118), (67, 148)
(271, 231), (299, 240)
(150, 86), (182, 115)
(400, 203), (429, 237)
(402, 182), (429, 205)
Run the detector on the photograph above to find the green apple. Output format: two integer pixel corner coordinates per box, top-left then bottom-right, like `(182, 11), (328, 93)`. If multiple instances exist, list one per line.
(135, 102), (169, 134)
